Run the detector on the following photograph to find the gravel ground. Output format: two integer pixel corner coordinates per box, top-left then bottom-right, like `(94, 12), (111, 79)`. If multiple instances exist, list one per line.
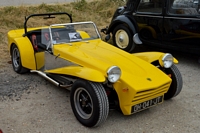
(1, 1), (199, 133)
(0, 48), (200, 133)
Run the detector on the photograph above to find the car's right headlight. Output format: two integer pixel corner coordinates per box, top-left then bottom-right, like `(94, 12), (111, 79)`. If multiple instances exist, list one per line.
(107, 66), (121, 83)
(161, 53), (174, 68)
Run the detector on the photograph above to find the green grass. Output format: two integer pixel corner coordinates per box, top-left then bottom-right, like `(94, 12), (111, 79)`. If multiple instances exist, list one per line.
(0, 0), (125, 68)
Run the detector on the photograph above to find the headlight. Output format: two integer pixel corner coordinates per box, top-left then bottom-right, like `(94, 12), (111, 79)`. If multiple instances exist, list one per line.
(162, 53), (173, 68)
(107, 66), (121, 83)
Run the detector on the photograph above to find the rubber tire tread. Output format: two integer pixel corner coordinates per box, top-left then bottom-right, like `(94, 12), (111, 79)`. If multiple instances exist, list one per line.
(89, 82), (109, 127)
(164, 64), (183, 100)
(11, 44), (29, 74)
(70, 79), (109, 127)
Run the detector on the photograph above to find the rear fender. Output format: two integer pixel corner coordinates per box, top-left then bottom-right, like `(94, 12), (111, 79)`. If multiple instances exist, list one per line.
(138, 24), (157, 39)
(133, 52), (178, 64)
(45, 66), (106, 82)
(10, 37), (36, 70)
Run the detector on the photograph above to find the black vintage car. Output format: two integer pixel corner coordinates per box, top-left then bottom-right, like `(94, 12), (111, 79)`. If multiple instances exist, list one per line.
(102, 0), (200, 55)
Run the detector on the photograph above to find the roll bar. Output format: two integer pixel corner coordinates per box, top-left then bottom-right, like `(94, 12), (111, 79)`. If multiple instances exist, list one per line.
(23, 12), (72, 36)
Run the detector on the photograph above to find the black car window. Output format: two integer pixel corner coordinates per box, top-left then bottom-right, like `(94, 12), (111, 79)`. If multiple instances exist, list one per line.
(137, 0), (163, 14)
(168, 0), (199, 15)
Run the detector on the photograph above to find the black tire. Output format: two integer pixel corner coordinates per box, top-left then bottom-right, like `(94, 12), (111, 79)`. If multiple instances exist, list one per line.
(112, 24), (135, 52)
(70, 79), (109, 127)
(164, 64), (183, 100)
(11, 44), (29, 74)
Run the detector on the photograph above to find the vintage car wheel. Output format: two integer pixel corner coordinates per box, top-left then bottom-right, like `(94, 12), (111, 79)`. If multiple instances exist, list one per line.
(11, 44), (28, 74)
(164, 64), (183, 100)
(112, 24), (135, 52)
(70, 79), (109, 127)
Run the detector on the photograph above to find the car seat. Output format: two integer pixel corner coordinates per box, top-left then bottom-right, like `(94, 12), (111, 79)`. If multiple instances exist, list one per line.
(31, 34), (38, 51)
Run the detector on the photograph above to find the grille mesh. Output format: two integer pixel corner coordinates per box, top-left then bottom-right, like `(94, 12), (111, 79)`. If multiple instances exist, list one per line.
(132, 82), (170, 103)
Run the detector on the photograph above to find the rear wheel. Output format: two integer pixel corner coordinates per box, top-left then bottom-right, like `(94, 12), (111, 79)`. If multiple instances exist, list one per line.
(70, 79), (109, 127)
(11, 44), (28, 74)
(112, 24), (135, 52)
(164, 64), (183, 100)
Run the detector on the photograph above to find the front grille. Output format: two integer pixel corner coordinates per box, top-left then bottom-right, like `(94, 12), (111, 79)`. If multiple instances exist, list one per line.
(132, 82), (170, 103)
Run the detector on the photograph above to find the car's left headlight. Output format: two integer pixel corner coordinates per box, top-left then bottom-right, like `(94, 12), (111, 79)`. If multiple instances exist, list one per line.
(107, 66), (121, 83)
(161, 53), (174, 68)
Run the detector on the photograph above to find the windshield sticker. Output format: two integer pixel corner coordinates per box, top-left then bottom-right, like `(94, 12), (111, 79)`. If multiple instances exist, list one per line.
(68, 32), (82, 42)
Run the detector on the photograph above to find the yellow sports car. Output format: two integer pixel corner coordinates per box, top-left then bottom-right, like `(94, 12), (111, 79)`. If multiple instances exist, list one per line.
(7, 12), (183, 127)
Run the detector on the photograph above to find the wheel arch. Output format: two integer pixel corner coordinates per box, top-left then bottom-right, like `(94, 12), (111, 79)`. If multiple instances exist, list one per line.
(107, 15), (138, 35)
(10, 37), (36, 70)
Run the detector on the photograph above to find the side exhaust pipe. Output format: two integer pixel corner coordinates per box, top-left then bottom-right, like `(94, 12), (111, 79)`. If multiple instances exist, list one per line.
(31, 70), (72, 90)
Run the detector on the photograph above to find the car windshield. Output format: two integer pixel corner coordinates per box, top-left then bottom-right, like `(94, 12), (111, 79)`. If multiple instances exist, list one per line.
(41, 22), (101, 45)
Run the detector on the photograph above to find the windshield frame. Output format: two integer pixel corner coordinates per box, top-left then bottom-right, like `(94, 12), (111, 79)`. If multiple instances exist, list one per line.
(46, 21), (101, 50)
(23, 12), (72, 37)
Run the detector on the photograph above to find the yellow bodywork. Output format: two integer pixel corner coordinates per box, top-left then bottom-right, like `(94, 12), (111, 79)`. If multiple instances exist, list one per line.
(134, 52), (178, 65)
(8, 27), (175, 115)
(8, 28), (42, 70)
(45, 66), (105, 82)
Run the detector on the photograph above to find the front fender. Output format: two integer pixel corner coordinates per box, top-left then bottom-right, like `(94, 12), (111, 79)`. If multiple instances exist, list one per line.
(11, 37), (36, 70)
(107, 15), (138, 35)
(45, 66), (106, 82)
(133, 52), (178, 64)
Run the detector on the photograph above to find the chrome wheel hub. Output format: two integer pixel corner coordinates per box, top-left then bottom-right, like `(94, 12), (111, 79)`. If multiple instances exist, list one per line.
(115, 30), (129, 49)
(74, 87), (93, 119)
(12, 48), (20, 68)
(119, 36), (124, 42)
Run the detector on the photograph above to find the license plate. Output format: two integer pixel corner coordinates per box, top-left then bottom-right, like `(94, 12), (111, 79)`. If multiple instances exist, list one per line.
(131, 96), (163, 113)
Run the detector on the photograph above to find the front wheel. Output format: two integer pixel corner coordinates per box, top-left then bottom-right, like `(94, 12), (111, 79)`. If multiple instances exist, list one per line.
(70, 79), (109, 127)
(164, 64), (183, 100)
(112, 24), (135, 52)
(11, 44), (28, 74)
